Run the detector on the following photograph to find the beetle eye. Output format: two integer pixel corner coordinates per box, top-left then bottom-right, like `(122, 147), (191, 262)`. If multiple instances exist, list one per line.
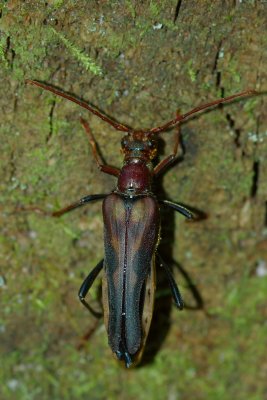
(121, 138), (128, 148)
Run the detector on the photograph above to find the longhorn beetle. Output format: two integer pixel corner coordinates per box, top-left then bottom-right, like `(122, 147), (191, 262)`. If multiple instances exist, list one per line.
(26, 79), (256, 367)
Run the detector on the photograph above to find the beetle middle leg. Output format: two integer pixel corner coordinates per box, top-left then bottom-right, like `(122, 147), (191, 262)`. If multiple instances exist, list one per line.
(157, 254), (184, 310)
(15, 194), (106, 218)
(51, 194), (106, 217)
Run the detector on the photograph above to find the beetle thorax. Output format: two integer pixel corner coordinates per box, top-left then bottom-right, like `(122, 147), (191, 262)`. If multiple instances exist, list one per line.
(117, 159), (152, 195)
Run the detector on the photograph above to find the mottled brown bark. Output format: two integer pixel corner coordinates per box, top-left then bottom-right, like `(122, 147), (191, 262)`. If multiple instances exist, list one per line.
(0, 1), (266, 399)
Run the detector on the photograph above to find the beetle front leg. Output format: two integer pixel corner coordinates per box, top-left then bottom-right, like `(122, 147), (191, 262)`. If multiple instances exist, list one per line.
(154, 112), (182, 177)
(157, 254), (184, 310)
(80, 118), (120, 177)
(78, 259), (104, 317)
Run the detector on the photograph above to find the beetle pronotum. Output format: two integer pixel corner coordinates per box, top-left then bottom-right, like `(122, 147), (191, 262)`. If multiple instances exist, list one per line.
(26, 80), (256, 367)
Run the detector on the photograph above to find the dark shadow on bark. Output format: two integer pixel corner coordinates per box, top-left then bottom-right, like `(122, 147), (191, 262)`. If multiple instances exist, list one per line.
(138, 134), (206, 368)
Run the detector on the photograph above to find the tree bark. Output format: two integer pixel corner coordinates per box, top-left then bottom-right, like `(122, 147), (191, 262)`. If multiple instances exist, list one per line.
(0, 1), (266, 399)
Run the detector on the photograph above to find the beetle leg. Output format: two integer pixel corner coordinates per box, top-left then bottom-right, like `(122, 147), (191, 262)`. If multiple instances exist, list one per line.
(78, 259), (104, 317)
(15, 194), (106, 217)
(51, 194), (107, 217)
(153, 154), (176, 177)
(157, 254), (184, 310)
(80, 118), (120, 177)
(154, 112), (181, 177)
(159, 200), (194, 219)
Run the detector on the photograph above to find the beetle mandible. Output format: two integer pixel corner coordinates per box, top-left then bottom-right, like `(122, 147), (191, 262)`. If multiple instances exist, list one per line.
(26, 80), (256, 367)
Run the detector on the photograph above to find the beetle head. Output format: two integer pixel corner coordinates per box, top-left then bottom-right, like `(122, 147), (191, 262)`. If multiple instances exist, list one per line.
(121, 131), (157, 161)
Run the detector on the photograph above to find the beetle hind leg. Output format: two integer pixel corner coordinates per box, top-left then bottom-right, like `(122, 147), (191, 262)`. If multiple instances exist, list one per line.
(157, 254), (184, 310)
(78, 259), (104, 317)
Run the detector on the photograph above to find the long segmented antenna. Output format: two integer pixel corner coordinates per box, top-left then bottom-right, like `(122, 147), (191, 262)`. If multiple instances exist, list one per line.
(26, 80), (257, 134)
(26, 79), (131, 133)
(150, 89), (258, 134)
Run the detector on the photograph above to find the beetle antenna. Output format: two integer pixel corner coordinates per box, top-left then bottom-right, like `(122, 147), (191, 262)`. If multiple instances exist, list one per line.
(26, 79), (131, 133)
(150, 89), (258, 134)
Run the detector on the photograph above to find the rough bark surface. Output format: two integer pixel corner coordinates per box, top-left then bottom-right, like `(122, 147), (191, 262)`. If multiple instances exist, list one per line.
(0, 1), (266, 399)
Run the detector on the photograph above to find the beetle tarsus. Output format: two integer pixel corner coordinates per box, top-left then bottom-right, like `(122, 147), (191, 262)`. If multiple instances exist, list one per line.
(157, 254), (184, 310)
